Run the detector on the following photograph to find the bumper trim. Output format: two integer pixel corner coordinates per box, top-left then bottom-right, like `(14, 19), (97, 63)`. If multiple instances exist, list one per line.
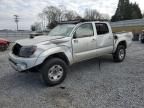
(9, 52), (38, 72)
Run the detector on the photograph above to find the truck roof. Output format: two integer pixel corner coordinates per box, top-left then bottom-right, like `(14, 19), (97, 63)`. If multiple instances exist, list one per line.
(59, 19), (109, 24)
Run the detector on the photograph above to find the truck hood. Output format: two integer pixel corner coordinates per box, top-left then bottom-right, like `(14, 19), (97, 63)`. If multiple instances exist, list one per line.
(16, 35), (65, 46)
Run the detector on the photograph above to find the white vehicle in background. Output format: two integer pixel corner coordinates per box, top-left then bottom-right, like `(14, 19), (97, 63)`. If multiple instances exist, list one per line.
(9, 19), (133, 86)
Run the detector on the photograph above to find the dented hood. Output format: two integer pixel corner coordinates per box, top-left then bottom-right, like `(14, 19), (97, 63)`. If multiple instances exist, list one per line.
(16, 35), (65, 46)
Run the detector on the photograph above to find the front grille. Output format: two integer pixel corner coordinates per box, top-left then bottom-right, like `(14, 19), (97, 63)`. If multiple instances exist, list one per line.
(12, 44), (22, 56)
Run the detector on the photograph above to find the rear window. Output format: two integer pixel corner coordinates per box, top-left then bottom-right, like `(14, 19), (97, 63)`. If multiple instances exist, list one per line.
(95, 23), (109, 35)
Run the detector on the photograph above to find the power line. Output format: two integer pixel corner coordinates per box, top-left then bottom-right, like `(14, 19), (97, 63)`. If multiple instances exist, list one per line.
(14, 15), (19, 31)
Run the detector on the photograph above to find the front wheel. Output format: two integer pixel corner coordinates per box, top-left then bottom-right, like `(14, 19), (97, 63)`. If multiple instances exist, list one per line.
(113, 45), (126, 62)
(40, 58), (68, 86)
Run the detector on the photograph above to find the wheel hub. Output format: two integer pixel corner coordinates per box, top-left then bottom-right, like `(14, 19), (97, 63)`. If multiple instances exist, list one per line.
(48, 65), (63, 81)
(119, 49), (125, 60)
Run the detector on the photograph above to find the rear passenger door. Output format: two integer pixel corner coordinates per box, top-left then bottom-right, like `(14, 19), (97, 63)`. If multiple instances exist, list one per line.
(95, 23), (113, 54)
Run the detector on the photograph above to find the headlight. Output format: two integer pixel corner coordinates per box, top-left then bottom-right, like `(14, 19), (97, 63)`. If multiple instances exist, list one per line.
(19, 46), (37, 58)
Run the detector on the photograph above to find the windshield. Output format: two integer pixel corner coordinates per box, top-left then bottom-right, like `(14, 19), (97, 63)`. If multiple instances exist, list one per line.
(48, 24), (75, 37)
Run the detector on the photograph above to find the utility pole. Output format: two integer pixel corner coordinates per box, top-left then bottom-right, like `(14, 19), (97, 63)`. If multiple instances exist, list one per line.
(14, 15), (19, 31)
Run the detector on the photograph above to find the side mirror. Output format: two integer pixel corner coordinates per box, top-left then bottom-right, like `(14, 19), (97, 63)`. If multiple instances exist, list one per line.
(73, 32), (77, 39)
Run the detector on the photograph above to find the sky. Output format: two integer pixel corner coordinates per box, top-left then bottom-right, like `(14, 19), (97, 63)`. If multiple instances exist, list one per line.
(0, 0), (143, 30)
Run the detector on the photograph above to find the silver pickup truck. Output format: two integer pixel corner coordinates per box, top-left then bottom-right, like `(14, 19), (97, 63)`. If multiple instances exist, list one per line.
(9, 20), (133, 86)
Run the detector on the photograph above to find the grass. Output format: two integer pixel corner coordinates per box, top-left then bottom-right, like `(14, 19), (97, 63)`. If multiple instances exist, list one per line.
(112, 25), (144, 33)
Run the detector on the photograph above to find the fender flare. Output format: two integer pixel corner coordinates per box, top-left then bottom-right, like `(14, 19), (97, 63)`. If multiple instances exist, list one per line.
(34, 46), (73, 66)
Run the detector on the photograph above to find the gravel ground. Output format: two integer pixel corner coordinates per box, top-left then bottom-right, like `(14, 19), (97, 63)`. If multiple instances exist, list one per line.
(0, 41), (144, 108)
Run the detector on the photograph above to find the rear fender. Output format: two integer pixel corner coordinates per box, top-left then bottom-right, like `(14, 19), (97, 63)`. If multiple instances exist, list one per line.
(113, 39), (127, 53)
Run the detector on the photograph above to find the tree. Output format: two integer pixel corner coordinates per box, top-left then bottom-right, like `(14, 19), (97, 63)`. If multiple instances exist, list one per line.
(75, 16), (82, 20)
(84, 9), (110, 20)
(31, 22), (41, 31)
(43, 6), (62, 23)
(63, 10), (79, 20)
(130, 3), (142, 19)
(111, 0), (142, 22)
(47, 21), (58, 29)
(39, 6), (81, 29)
(38, 13), (47, 31)
(36, 6), (109, 30)
(84, 9), (101, 20)
(142, 13), (144, 18)
(99, 14), (110, 20)
(31, 25), (36, 31)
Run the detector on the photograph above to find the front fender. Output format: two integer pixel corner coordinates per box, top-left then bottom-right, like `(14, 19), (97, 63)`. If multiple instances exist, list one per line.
(34, 46), (73, 66)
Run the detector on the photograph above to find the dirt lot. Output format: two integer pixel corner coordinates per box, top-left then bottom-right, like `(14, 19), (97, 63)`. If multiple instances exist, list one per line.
(0, 41), (144, 108)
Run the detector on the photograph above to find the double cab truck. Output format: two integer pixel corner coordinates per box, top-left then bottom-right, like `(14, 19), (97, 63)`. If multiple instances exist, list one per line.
(9, 20), (133, 86)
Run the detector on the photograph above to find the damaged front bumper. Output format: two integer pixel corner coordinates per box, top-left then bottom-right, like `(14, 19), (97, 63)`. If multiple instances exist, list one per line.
(9, 52), (38, 72)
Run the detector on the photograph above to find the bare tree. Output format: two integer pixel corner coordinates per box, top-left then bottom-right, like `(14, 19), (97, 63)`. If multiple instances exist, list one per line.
(37, 6), (113, 30)
(35, 6), (111, 30)
(64, 10), (79, 20)
(43, 6), (62, 23)
(37, 6), (81, 29)
(84, 9), (101, 20)
(31, 22), (41, 31)
(38, 13), (47, 31)
(84, 9), (109, 20)
(99, 14), (110, 20)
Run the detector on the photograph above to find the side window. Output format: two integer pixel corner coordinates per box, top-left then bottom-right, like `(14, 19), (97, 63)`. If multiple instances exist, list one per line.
(75, 23), (94, 38)
(95, 23), (109, 35)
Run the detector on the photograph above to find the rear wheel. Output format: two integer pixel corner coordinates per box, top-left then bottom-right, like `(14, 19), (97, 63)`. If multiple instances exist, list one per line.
(113, 45), (126, 62)
(40, 58), (67, 86)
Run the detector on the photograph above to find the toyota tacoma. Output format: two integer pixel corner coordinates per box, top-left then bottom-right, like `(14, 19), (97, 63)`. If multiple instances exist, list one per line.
(9, 20), (133, 86)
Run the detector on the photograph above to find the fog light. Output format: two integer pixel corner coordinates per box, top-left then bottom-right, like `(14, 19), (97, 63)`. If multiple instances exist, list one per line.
(17, 63), (27, 71)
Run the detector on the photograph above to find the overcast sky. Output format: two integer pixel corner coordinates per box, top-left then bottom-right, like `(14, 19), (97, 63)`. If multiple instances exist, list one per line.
(0, 0), (143, 30)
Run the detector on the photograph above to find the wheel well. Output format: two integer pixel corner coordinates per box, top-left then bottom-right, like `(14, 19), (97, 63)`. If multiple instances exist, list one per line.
(118, 41), (127, 48)
(43, 52), (70, 65)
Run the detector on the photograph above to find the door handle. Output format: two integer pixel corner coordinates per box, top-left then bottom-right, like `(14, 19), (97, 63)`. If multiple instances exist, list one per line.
(92, 38), (96, 41)
(73, 39), (78, 43)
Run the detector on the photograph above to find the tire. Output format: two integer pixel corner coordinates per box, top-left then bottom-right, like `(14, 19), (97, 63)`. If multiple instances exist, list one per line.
(40, 58), (68, 86)
(113, 45), (126, 62)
